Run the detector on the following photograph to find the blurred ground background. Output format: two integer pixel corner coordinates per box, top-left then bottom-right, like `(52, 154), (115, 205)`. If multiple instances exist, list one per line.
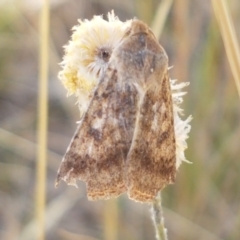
(0, 0), (240, 239)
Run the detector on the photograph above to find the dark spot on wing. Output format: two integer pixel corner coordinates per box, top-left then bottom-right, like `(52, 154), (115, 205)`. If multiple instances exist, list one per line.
(88, 128), (101, 141)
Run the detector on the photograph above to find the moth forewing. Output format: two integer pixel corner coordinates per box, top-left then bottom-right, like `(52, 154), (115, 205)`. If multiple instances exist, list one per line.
(126, 72), (176, 202)
(56, 58), (139, 200)
(121, 20), (176, 202)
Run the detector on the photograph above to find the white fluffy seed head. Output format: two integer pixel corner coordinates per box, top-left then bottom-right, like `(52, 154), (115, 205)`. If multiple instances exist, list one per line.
(58, 11), (131, 115)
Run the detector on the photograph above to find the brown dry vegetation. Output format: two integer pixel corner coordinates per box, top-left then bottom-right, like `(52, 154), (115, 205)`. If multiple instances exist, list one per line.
(0, 0), (240, 240)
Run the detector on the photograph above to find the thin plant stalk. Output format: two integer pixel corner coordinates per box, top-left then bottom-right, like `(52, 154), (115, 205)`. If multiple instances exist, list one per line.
(211, 0), (240, 97)
(151, 0), (173, 40)
(36, 0), (49, 239)
(103, 199), (118, 240)
(136, 0), (154, 24)
(152, 192), (168, 240)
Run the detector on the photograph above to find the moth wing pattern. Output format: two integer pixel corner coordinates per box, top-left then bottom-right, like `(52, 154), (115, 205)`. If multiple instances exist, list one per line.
(126, 72), (176, 202)
(56, 19), (176, 202)
(56, 60), (139, 200)
(117, 20), (176, 202)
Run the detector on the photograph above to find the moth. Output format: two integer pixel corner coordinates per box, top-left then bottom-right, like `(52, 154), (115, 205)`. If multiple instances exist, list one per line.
(56, 19), (176, 202)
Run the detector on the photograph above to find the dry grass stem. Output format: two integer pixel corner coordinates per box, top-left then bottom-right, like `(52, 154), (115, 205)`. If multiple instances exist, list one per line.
(36, 0), (49, 239)
(151, 0), (173, 39)
(211, 0), (240, 97)
(0, 128), (60, 167)
(103, 199), (118, 240)
(20, 190), (80, 240)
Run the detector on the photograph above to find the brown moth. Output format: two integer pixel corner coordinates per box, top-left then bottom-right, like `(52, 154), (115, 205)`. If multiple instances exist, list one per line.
(56, 19), (176, 202)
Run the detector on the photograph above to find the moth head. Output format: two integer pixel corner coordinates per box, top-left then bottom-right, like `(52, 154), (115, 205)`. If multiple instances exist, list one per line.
(130, 19), (148, 34)
(122, 19), (156, 41)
